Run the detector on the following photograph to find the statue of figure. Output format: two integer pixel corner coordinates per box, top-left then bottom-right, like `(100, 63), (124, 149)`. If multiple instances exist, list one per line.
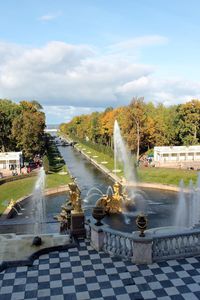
(68, 182), (82, 212)
(8, 199), (15, 208)
(113, 182), (121, 200)
(74, 196), (83, 213)
(68, 182), (80, 208)
(96, 182), (123, 214)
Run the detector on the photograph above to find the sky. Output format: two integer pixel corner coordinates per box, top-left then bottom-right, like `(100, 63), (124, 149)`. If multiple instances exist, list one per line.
(0, 0), (200, 124)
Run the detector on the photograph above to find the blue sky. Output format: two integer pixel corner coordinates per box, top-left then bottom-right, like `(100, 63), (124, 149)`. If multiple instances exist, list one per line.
(0, 0), (200, 123)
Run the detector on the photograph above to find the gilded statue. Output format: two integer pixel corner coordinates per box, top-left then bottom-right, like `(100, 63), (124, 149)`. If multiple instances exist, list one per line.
(68, 182), (83, 213)
(96, 181), (123, 214)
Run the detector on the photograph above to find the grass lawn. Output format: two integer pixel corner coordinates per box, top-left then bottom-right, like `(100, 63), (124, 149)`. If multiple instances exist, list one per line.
(75, 141), (199, 187)
(137, 167), (198, 186)
(76, 143), (115, 172)
(0, 176), (37, 214)
(46, 171), (72, 189)
(0, 169), (72, 215)
(0, 138), (72, 215)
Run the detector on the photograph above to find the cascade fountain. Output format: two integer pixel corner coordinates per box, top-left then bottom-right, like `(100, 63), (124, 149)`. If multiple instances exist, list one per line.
(85, 120), (148, 225)
(32, 167), (46, 236)
(175, 173), (200, 228)
(113, 120), (146, 210)
(81, 120), (200, 233)
(113, 120), (136, 185)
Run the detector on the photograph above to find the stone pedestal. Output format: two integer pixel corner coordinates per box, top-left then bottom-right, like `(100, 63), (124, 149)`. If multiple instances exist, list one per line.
(132, 232), (153, 264)
(70, 211), (86, 238)
(91, 225), (105, 251)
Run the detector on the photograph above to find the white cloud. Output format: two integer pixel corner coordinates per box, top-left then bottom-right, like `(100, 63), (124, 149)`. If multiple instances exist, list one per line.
(39, 12), (62, 21)
(44, 105), (104, 124)
(0, 36), (199, 123)
(107, 35), (168, 53)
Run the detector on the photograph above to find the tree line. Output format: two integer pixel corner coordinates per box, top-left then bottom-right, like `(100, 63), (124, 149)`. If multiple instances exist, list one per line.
(0, 99), (46, 159)
(59, 98), (200, 159)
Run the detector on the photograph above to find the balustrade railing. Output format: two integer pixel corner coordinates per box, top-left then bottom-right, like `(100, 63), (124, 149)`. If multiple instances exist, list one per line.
(152, 229), (200, 262)
(102, 227), (134, 259)
(87, 219), (200, 263)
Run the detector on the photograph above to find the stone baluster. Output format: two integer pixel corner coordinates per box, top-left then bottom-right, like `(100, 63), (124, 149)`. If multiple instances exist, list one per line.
(121, 237), (126, 257)
(103, 232), (108, 252)
(115, 235), (120, 256)
(111, 234), (116, 254)
(107, 232), (112, 253)
(119, 236), (124, 256)
(126, 238), (132, 257)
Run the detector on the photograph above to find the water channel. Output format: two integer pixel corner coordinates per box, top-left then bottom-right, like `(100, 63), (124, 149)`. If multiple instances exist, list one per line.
(0, 144), (179, 234)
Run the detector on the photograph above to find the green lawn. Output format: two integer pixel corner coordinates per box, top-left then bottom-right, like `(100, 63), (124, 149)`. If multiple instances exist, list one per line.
(75, 142), (199, 187)
(76, 143), (115, 172)
(0, 176), (37, 214)
(45, 172), (72, 189)
(0, 170), (72, 215)
(0, 139), (72, 214)
(137, 167), (198, 186)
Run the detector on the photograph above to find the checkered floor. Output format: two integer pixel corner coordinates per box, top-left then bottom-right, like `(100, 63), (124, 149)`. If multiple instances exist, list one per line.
(1, 239), (200, 300)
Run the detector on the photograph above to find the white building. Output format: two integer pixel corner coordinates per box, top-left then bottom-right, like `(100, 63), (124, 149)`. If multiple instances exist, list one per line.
(0, 152), (23, 175)
(154, 146), (200, 169)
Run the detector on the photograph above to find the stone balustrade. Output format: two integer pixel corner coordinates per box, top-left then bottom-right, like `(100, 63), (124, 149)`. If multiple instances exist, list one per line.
(103, 227), (134, 258)
(87, 219), (200, 264)
(152, 229), (200, 262)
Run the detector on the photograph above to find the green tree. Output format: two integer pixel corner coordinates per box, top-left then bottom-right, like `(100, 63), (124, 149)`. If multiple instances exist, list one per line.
(175, 100), (200, 145)
(0, 99), (19, 151)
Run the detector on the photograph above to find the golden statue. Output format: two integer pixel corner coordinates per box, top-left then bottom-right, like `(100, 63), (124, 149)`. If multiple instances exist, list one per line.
(68, 182), (81, 208)
(96, 181), (123, 214)
(8, 199), (15, 208)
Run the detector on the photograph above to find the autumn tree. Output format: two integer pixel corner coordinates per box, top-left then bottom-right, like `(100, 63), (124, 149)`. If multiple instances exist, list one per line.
(122, 97), (147, 160)
(12, 101), (45, 159)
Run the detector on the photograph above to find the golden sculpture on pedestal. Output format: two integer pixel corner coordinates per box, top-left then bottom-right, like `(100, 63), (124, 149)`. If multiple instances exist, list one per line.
(54, 182), (84, 233)
(68, 182), (83, 213)
(95, 181), (129, 214)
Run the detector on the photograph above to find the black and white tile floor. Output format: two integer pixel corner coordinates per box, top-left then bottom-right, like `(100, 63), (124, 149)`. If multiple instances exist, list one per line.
(1, 239), (200, 300)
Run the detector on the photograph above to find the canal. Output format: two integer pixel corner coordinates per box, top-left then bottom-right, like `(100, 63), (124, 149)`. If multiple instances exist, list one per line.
(0, 143), (179, 234)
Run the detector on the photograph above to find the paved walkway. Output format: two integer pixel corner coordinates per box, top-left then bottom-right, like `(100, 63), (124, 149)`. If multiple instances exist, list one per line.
(1, 239), (200, 300)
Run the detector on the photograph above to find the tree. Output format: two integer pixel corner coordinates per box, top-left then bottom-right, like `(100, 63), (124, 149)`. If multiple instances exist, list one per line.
(12, 102), (45, 159)
(174, 100), (200, 145)
(123, 97), (147, 160)
(0, 99), (19, 151)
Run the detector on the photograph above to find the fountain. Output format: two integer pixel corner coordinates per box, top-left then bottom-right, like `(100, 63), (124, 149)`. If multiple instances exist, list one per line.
(175, 173), (200, 228)
(32, 167), (46, 241)
(2, 127), (199, 238)
(90, 120), (200, 233)
(113, 120), (136, 185)
(91, 120), (144, 223)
